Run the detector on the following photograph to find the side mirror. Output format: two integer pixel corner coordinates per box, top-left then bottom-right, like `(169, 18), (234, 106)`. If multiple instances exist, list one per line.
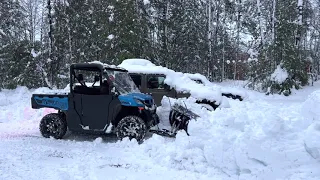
(94, 75), (100, 82)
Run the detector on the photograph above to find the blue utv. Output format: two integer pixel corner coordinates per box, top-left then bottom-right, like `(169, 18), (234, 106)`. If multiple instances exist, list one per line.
(31, 62), (159, 142)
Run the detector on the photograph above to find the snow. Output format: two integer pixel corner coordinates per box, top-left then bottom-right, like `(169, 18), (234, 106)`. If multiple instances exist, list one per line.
(185, 73), (248, 99)
(143, 0), (150, 5)
(57, 74), (68, 79)
(297, 0), (304, 25)
(1, 81), (320, 179)
(0, 29), (5, 36)
(107, 34), (114, 40)
(247, 48), (258, 62)
(109, 13), (114, 22)
(271, 65), (289, 83)
(301, 90), (320, 161)
(88, 60), (125, 71)
(118, 59), (225, 105)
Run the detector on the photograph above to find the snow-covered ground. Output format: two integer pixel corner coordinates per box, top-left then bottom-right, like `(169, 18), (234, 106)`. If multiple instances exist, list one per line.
(0, 82), (320, 180)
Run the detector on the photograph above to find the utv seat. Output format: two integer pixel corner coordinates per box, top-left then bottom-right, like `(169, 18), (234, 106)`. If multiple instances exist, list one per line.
(74, 73), (100, 95)
(74, 85), (89, 94)
(74, 85), (100, 95)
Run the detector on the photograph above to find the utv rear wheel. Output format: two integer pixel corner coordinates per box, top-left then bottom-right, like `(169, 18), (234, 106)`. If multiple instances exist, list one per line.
(116, 116), (146, 142)
(39, 113), (67, 139)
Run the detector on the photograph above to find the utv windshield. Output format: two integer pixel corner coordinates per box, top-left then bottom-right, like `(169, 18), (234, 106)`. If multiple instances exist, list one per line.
(104, 69), (140, 94)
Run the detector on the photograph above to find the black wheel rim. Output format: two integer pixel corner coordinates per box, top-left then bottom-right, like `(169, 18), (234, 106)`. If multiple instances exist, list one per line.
(45, 119), (62, 137)
(120, 121), (141, 139)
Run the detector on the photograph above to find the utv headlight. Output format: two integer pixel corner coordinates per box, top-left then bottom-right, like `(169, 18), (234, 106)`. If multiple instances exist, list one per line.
(134, 99), (145, 106)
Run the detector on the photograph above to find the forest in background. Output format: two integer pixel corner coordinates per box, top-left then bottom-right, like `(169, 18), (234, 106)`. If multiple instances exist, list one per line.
(1, 0), (320, 95)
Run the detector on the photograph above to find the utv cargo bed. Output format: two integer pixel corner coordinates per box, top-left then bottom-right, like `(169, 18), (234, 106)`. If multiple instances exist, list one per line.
(31, 94), (68, 111)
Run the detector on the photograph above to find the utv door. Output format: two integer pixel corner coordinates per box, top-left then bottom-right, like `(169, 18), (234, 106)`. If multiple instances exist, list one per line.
(68, 68), (113, 131)
(81, 94), (113, 130)
(144, 74), (176, 106)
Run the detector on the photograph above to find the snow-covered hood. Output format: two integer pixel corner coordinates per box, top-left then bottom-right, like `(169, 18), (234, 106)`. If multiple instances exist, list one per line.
(185, 73), (248, 99)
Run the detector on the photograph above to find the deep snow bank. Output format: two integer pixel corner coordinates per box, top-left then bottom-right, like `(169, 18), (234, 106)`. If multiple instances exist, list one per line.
(143, 96), (320, 179)
(0, 86), (62, 124)
(301, 90), (320, 161)
(0, 86), (319, 180)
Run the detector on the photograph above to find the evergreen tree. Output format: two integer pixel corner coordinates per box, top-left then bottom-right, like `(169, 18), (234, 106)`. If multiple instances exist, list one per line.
(266, 0), (309, 95)
(0, 0), (41, 89)
(109, 0), (150, 64)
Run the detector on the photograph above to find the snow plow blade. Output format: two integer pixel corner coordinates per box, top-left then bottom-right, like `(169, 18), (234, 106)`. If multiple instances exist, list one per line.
(149, 129), (177, 138)
(150, 103), (199, 137)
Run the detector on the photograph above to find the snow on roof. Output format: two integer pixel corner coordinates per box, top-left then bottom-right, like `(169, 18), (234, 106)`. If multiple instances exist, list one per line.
(88, 61), (126, 71)
(118, 59), (224, 103)
(118, 59), (173, 74)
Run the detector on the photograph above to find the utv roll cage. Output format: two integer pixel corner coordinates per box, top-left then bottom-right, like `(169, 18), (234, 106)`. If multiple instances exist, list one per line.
(69, 63), (128, 95)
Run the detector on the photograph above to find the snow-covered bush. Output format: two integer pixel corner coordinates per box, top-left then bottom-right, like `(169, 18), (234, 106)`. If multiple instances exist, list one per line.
(265, 65), (291, 96)
(247, 64), (306, 96)
(266, 64), (309, 96)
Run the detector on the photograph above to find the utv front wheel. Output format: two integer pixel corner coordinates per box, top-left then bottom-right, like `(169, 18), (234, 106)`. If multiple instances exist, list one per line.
(116, 116), (146, 142)
(39, 113), (67, 139)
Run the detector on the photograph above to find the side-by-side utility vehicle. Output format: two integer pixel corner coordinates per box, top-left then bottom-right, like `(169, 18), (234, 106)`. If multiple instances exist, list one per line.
(31, 63), (159, 141)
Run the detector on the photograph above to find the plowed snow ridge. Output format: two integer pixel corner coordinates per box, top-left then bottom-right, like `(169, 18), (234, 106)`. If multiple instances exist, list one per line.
(0, 83), (319, 180)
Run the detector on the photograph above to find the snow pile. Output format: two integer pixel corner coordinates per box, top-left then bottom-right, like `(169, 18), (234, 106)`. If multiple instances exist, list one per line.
(271, 65), (288, 83)
(304, 123), (320, 160)
(0, 87), (60, 124)
(301, 90), (320, 122)
(0, 87), (29, 107)
(301, 90), (320, 161)
(142, 96), (320, 179)
(118, 59), (225, 105)
(1, 84), (320, 179)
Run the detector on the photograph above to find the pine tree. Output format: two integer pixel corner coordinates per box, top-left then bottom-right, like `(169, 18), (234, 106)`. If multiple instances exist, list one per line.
(0, 0), (41, 89)
(109, 0), (150, 64)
